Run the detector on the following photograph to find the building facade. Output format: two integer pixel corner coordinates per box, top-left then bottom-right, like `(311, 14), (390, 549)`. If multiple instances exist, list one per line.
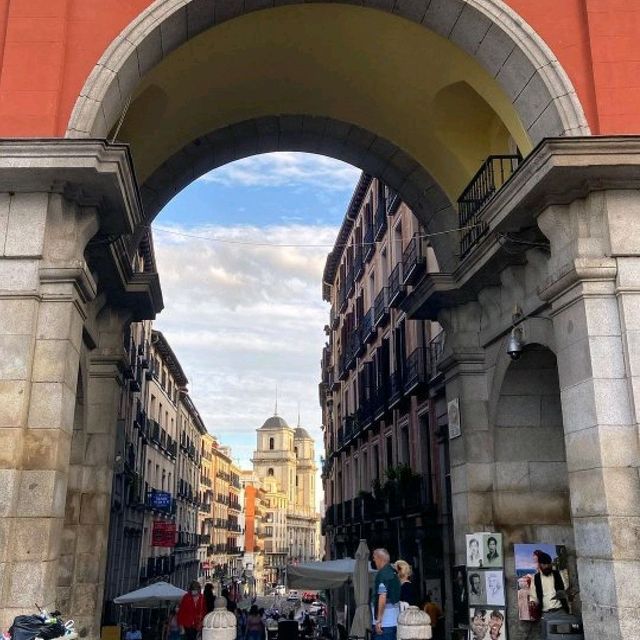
(320, 175), (449, 620)
(242, 471), (267, 597)
(252, 414), (320, 585)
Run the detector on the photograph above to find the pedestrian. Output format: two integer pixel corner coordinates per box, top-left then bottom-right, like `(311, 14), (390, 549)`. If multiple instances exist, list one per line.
(371, 548), (401, 640)
(164, 606), (181, 640)
(204, 582), (216, 614)
(246, 605), (265, 640)
(177, 580), (206, 640)
(394, 560), (417, 608)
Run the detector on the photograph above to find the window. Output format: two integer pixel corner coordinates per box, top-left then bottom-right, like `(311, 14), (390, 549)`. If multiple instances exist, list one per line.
(296, 475), (299, 487)
(268, 468), (274, 476)
(386, 434), (393, 469)
(269, 437), (274, 450)
(373, 444), (379, 481)
(294, 447), (298, 456)
(401, 425), (410, 465)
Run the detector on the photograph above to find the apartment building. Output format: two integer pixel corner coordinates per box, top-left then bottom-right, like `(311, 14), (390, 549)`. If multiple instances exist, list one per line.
(227, 462), (244, 577)
(211, 442), (232, 580)
(320, 174), (449, 604)
(242, 471), (267, 596)
(198, 433), (215, 581)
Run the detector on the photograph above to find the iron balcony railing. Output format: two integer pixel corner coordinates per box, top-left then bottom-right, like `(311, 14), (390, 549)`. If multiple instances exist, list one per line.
(388, 370), (404, 408)
(364, 224), (375, 262)
(339, 279), (348, 312)
(386, 188), (400, 216)
(404, 347), (427, 393)
(458, 154), (521, 257)
(388, 262), (405, 307)
(354, 245), (364, 280)
(402, 235), (426, 285)
(361, 307), (376, 344)
(374, 201), (387, 241)
(373, 287), (390, 327)
(346, 264), (355, 297)
(429, 330), (445, 379)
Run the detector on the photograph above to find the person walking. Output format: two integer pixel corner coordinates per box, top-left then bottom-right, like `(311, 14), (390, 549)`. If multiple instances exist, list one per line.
(394, 560), (417, 608)
(164, 607), (181, 640)
(245, 605), (265, 640)
(178, 581), (206, 640)
(203, 582), (216, 614)
(371, 548), (401, 640)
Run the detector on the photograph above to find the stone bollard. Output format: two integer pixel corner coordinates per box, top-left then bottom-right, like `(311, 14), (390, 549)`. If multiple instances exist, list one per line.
(397, 606), (432, 640)
(202, 597), (237, 640)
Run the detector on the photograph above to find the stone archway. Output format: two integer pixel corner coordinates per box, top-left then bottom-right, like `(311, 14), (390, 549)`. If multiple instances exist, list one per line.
(67, 0), (589, 142)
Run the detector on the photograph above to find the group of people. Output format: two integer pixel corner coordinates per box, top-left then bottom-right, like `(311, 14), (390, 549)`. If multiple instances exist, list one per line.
(370, 549), (443, 640)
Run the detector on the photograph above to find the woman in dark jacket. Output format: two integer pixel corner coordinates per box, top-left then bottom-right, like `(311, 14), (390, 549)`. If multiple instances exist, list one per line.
(395, 560), (418, 606)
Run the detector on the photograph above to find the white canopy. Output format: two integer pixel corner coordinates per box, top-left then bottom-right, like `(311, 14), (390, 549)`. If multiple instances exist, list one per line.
(114, 581), (186, 608)
(286, 558), (376, 590)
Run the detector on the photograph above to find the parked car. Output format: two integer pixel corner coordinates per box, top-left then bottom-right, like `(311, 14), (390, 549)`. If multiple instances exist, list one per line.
(275, 584), (286, 596)
(309, 601), (325, 616)
(302, 591), (317, 603)
(287, 590), (300, 601)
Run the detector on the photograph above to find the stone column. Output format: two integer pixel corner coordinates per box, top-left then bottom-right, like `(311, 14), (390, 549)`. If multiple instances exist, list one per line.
(59, 304), (130, 638)
(538, 190), (640, 640)
(0, 191), (97, 630)
(437, 303), (494, 562)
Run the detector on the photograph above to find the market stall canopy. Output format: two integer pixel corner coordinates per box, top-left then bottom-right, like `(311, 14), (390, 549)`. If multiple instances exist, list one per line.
(114, 581), (186, 608)
(287, 558), (376, 590)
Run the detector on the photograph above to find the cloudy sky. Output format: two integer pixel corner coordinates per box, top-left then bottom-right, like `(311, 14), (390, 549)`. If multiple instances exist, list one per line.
(152, 152), (360, 470)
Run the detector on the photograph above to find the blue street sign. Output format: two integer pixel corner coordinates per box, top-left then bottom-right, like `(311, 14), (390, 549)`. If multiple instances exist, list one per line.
(150, 490), (172, 510)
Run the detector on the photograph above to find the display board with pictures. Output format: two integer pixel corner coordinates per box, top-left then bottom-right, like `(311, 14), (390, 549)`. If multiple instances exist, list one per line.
(465, 533), (506, 640)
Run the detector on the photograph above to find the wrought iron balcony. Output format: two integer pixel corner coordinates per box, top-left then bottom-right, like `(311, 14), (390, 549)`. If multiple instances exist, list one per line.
(428, 330), (445, 380)
(388, 262), (405, 307)
(402, 236), (426, 285)
(361, 307), (376, 344)
(357, 399), (373, 431)
(388, 370), (404, 408)
(404, 348), (427, 394)
(458, 154), (521, 257)
(339, 279), (348, 312)
(373, 287), (390, 327)
(354, 245), (364, 280)
(374, 201), (387, 241)
(364, 225), (375, 262)
(386, 188), (400, 216)
(346, 265), (355, 297)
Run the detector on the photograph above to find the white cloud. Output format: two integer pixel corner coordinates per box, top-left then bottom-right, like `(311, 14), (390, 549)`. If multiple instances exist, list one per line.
(199, 152), (361, 191)
(151, 223), (337, 470)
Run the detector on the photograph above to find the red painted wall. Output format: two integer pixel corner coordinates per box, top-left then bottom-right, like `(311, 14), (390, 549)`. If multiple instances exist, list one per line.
(0, 0), (638, 137)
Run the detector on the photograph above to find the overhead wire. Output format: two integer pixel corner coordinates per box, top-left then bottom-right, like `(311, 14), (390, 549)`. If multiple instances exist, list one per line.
(150, 222), (483, 249)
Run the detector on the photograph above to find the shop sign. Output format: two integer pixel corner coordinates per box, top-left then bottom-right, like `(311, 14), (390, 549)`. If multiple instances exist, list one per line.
(152, 520), (176, 547)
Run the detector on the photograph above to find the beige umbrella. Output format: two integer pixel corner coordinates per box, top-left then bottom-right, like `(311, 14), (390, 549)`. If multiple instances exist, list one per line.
(350, 539), (371, 639)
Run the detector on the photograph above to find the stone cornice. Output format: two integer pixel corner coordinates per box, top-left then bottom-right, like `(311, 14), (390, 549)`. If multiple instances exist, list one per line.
(0, 139), (142, 236)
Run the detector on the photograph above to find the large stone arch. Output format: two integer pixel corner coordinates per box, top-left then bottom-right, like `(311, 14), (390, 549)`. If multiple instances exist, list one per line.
(138, 114), (460, 272)
(67, 0), (589, 143)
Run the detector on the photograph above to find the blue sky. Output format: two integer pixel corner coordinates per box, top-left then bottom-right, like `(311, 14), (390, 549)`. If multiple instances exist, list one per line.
(151, 152), (360, 471)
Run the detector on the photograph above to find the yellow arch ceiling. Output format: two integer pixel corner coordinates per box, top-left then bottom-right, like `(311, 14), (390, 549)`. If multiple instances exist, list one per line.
(117, 4), (531, 201)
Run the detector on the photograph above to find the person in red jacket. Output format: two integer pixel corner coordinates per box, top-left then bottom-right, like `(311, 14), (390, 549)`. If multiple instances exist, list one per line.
(178, 581), (206, 640)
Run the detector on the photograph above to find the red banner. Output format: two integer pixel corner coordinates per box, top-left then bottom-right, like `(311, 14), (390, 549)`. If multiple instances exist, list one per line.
(152, 520), (176, 547)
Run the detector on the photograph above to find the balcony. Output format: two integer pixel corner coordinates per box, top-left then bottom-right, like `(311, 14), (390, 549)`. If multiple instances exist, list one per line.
(373, 287), (390, 327)
(458, 154), (521, 257)
(342, 415), (356, 446)
(364, 225), (375, 262)
(354, 245), (364, 280)
(404, 348), (427, 394)
(428, 331), (445, 380)
(388, 370), (404, 408)
(374, 201), (387, 241)
(357, 399), (373, 431)
(339, 279), (348, 313)
(402, 236), (426, 285)
(361, 308), (376, 344)
(346, 265), (355, 297)
(372, 381), (388, 420)
(388, 263), (405, 307)
(386, 188), (400, 216)
(330, 306), (339, 330)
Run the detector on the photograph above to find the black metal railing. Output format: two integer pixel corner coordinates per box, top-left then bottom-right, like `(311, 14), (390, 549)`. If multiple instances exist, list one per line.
(339, 279), (348, 312)
(361, 307), (376, 344)
(428, 331), (445, 379)
(388, 370), (404, 407)
(404, 347), (427, 393)
(386, 188), (400, 215)
(364, 225), (375, 262)
(388, 262), (405, 307)
(373, 287), (390, 327)
(458, 155), (521, 257)
(402, 235), (426, 285)
(374, 201), (387, 241)
(346, 264), (355, 296)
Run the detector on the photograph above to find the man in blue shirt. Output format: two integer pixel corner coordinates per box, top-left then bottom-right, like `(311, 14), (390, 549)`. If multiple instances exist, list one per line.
(371, 548), (401, 640)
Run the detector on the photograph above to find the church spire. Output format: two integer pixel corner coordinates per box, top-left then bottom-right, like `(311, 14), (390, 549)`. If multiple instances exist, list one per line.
(274, 383), (278, 416)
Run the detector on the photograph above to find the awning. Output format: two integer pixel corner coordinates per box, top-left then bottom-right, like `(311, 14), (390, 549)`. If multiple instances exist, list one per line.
(286, 558), (375, 590)
(114, 581), (186, 608)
